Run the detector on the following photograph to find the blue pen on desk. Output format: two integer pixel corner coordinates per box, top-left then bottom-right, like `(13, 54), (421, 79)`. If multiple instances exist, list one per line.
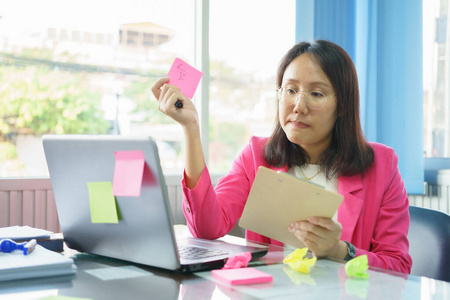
(0, 238), (37, 255)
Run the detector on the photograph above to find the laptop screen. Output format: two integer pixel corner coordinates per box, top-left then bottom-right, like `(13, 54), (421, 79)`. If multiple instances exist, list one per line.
(43, 135), (181, 270)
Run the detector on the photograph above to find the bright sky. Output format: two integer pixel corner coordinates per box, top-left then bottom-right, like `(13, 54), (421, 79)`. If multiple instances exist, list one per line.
(0, 0), (295, 78)
(209, 0), (295, 77)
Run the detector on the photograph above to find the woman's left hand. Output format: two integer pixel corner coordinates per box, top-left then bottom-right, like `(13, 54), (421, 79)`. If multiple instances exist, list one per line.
(288, 217), (344, 258)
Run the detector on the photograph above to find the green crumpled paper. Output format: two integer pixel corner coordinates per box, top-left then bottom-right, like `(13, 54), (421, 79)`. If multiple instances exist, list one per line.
(345, 254), (369, 279)
(283, 247), (317, 274)
(346, 277), (370, 298)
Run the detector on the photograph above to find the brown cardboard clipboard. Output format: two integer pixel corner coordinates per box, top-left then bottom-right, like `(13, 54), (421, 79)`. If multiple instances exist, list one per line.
(238, 166), (344, 248)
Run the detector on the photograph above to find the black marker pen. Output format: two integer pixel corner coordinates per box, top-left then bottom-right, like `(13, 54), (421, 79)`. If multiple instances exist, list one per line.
(175, 100), (183, 108)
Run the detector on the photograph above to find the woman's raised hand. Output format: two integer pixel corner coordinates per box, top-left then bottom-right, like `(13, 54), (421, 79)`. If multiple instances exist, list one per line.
(151, 77), (199, 128)
(151, 77), (205, 188)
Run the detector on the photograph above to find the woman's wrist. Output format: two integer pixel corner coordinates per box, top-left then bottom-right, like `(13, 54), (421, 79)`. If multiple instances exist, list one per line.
(329, 240), (349, 261)
(183, 121), (206, 189)
(182, 118), (200, 136)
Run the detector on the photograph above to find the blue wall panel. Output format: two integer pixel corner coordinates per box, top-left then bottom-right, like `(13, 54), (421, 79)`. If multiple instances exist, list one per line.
(295, 0), (424, 194)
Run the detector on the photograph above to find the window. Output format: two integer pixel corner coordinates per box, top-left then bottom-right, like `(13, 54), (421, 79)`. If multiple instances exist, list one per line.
(208, 0), (295, 173)
(60, 29), (69, 41)
(423, 0), (450, 158)
(72, 31), (81, 43)
(83, 32), (93, 43)
(143, 33), (155, 47)
(0, 0), (294, 177)
(0, 0), (195, 177)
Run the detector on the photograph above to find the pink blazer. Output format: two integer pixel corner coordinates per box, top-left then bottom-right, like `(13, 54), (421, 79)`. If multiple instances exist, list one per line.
(182, 136), (412, 274)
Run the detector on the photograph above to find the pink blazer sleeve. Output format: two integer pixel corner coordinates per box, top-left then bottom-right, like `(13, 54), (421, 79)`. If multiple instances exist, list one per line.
(338, 143), (412, 274)
(357, 155), (412, 273)
(181, 138), (260, 239)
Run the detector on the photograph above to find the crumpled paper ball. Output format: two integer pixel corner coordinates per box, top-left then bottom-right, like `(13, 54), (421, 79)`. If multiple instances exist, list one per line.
(222, 252), (252, 269)
(283, 247), (317, 274)
(345, 254), (369, 279)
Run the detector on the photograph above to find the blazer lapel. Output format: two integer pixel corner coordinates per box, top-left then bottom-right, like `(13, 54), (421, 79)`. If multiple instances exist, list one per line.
(338, 174), (364, 242)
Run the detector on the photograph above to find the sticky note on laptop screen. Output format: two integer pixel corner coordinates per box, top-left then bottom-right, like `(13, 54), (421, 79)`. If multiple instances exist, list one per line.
(113, 150), (145, 197)
(87, 182), (119, 223)
(167, 58), (203, 99)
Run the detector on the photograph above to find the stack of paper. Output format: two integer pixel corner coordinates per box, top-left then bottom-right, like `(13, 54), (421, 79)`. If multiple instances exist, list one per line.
(0, 244), (76, 282)
(0, 226), (64, 252)
(0, 226), (52, 240)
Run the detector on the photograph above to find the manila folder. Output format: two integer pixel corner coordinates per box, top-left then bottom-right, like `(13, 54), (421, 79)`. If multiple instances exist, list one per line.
(239, 166), (343, 248)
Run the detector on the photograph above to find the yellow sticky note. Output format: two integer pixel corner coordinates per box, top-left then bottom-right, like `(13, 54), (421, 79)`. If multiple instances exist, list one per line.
(345, 254), (369, 279)
(87, 182), (119, 223)
(283, 248), (317, 274)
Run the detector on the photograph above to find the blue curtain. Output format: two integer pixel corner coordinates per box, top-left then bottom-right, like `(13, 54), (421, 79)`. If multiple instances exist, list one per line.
(295, 0), (424, 194)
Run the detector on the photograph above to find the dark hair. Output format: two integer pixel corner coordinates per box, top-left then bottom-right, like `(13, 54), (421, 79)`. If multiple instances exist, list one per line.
(264, 40), (374, 178)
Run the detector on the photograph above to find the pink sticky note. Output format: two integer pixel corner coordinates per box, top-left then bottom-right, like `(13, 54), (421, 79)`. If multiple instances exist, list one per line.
(167, 58), (203, 98)
(222, 252), (252, 269)
(112, 150), (145, 197)
(211, 267), (273, 285)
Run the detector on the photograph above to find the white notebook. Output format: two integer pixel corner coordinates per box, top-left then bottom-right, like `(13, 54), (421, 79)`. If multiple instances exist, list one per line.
(0, 244), (76, 282)
(0, 226), (52, 241)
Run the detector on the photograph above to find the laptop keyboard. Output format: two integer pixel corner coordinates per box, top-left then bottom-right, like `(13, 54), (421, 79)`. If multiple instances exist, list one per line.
(178, 245), (229, 260)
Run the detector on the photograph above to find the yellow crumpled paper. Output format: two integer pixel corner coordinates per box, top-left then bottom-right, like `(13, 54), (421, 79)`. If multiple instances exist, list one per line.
(345, 254), (369, 279)
(283, 266), (317, 286)
(283, 247), (317, 274)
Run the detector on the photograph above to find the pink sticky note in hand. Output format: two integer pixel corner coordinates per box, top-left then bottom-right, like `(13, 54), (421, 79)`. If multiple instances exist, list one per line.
(167, 58), (203, 99)
(211, 267), (273, 285)
(113, 150), (145, 197)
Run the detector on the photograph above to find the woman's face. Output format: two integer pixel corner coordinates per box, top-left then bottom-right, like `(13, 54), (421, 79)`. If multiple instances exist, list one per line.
(279, 53), (337, 162)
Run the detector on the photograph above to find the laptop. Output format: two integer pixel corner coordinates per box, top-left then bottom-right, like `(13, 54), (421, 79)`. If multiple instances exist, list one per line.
(42, 135), (267, 273)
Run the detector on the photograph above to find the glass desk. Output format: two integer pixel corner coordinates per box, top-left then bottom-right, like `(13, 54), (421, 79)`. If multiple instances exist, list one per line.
(0, 234), (448, 300)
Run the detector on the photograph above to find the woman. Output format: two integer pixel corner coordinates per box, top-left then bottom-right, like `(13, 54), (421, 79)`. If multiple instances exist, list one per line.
(151, 40), (412, 274)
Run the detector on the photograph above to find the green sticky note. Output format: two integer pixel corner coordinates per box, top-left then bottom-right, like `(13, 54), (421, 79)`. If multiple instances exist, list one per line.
(345, 254), (369, 279)
(87, 182), (119, 223)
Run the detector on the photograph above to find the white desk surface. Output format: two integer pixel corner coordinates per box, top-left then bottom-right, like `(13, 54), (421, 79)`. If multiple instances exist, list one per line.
(0, 227), (448, 300)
